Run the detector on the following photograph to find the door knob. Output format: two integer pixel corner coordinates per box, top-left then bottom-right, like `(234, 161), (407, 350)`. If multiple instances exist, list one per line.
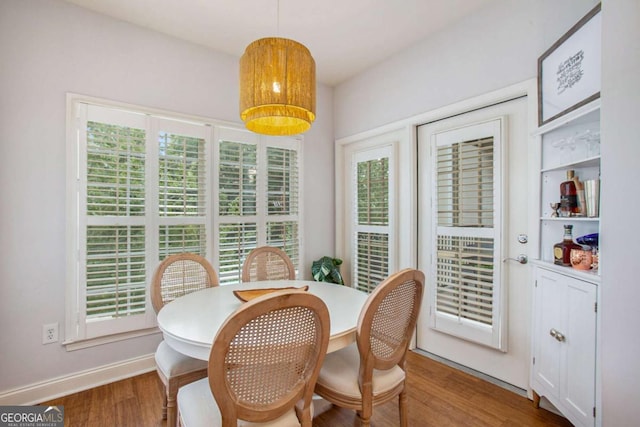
(503, 254), (528, 264)
(549, 328), (566, 342)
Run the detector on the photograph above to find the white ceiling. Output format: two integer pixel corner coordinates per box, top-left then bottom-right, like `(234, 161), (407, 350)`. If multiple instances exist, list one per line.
(64, 0), (496, 86)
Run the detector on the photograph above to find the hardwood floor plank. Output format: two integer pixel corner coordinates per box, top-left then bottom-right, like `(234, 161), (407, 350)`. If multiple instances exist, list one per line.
(41, 350), (572, 426)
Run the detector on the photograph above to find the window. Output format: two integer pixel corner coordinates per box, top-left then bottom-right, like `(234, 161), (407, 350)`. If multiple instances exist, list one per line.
(215, 129), (301, 285)
(67, 97), (301, 345)
(427, 120), (505, 350)
(351, 145), (395, 293)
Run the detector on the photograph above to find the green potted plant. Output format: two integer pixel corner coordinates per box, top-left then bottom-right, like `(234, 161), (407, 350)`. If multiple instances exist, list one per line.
(311, 256), (345, 285)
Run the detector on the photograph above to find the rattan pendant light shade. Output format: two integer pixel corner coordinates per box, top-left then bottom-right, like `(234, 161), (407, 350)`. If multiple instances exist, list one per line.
(240, 37), (316, 136)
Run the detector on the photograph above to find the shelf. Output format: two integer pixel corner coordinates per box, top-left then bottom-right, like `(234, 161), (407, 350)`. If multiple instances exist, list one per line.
(533, 95), (601, 285)
(541, 155), (600, 173)
(540, 217), (599, 222)
(532, 99), (601, 136)
(531, 259), (600, 284)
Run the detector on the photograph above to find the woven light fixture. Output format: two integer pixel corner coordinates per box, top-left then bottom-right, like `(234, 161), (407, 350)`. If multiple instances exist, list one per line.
(239, 37), (316, 136)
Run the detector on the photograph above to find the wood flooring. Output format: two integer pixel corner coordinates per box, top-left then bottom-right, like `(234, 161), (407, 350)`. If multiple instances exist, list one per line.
(41, 350), (572, 426)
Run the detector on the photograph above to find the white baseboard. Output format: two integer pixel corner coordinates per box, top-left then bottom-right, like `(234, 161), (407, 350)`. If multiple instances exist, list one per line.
(0, 353), (156, 405)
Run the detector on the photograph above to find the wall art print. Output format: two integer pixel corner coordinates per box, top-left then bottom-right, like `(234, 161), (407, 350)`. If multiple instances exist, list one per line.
(538, 3), (601, 126)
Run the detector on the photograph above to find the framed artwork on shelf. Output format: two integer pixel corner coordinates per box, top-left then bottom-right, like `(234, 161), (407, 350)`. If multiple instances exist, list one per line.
(538, 3), (601, 126)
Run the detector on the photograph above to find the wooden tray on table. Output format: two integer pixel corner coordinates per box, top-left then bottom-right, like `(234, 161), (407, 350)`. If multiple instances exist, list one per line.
(233, 285), (309, 302)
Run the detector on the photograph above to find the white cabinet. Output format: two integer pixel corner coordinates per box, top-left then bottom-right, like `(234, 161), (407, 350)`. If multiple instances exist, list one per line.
(530, 99), (601, 426)
(531, 266), (597, 427)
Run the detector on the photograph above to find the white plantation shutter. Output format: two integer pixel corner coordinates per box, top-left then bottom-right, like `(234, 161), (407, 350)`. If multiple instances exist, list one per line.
(353, 146), (394, 293)
(218, 222), (257, 284)
(70, 102), (211, 341)
(429, 120), (505, 350)
(218, 140), (257, 217)
(266, 146), (300, 268)
(216, 135), (259, 285)
(79, 105), (152, 337)
(85, 226), (146, 320)
(215, 130), (301, 285)
(356, 232), (389, 292)
(68, 99), (301, 343)
(158, 131), (206, 217)
(156, 119), (209, 259)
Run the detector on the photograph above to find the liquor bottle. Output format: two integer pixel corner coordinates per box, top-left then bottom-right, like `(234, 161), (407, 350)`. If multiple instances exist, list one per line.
(553, 224), (582, 266)
(559, 170), (578, 216)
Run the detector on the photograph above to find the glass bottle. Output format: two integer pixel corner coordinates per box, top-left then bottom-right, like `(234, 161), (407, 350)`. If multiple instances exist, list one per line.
(553, 225), (582, 266)
(559, 170), (578, 216)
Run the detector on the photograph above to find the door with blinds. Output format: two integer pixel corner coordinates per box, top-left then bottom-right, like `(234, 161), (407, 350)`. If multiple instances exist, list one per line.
(417, 97), (530, 389)
(352, 146), (394, 293)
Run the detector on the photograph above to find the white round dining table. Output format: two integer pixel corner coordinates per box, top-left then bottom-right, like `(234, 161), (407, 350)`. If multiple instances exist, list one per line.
(157, 280), (369, 361)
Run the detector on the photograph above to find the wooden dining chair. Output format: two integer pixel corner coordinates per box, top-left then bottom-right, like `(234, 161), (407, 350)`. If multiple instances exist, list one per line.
(176, 290), (330, 427)
(241, 246), (296, 282)
(151, 252), (219, 427)
(313, 268), (425, 427)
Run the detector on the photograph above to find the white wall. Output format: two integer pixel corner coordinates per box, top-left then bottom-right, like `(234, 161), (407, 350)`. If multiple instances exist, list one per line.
(600, 0), (640, 424)
(333, 0), (599, 139)
(0, 0), (334, 394)
(333, 0), (640, 424)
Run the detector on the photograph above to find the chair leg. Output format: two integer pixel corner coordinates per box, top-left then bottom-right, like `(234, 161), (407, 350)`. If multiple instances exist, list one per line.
(166, 380), (179, 427)
(162, 385), (168, 420)
(167, 393), (177, 427)
(357, 382), (373, 426)
(356, 410), (371, 427)
(399, 389), (408, 427)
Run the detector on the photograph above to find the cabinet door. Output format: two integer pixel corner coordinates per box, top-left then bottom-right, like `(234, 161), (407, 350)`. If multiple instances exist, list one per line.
(532, 268), (566, 400)
(563, 278), (597, 426)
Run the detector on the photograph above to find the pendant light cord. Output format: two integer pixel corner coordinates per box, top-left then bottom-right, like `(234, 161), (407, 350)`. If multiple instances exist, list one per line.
(276, 0), (280, 36)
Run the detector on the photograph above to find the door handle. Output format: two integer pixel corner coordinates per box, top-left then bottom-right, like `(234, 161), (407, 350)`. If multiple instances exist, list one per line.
(550, 328), (566, 342)
(503, 254), (528, 264)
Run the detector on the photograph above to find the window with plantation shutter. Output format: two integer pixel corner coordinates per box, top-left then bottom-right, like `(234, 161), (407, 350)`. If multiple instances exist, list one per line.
(352, 146), (394, 293)
(266, 146), (300, 268)
(428, 120), (505, 349)
(217, 136), (258, 284)
(215, 130), (301, 285)
(68, 100), (211, 342)
(68, 98), (301, 345)
(157, 120), (208, 259)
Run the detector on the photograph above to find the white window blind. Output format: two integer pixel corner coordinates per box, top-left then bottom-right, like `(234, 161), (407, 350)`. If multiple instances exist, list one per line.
(69, 101), (211, 342)
(216, 137), (258, 284)
(429, 120), (504, 350)
(157, 119), (209, 259)
(68, 99), (301, 344)
(353, 146), (393, 293)
(266, 146), (300, 268)
(215, 130), (301, 285)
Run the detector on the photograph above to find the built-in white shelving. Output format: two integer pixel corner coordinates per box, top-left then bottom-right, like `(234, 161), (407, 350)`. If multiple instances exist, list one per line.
(530, 98), (601, 427)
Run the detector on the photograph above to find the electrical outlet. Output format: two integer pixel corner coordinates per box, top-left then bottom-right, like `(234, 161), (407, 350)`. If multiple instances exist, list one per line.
(42, 323), (59, 344)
